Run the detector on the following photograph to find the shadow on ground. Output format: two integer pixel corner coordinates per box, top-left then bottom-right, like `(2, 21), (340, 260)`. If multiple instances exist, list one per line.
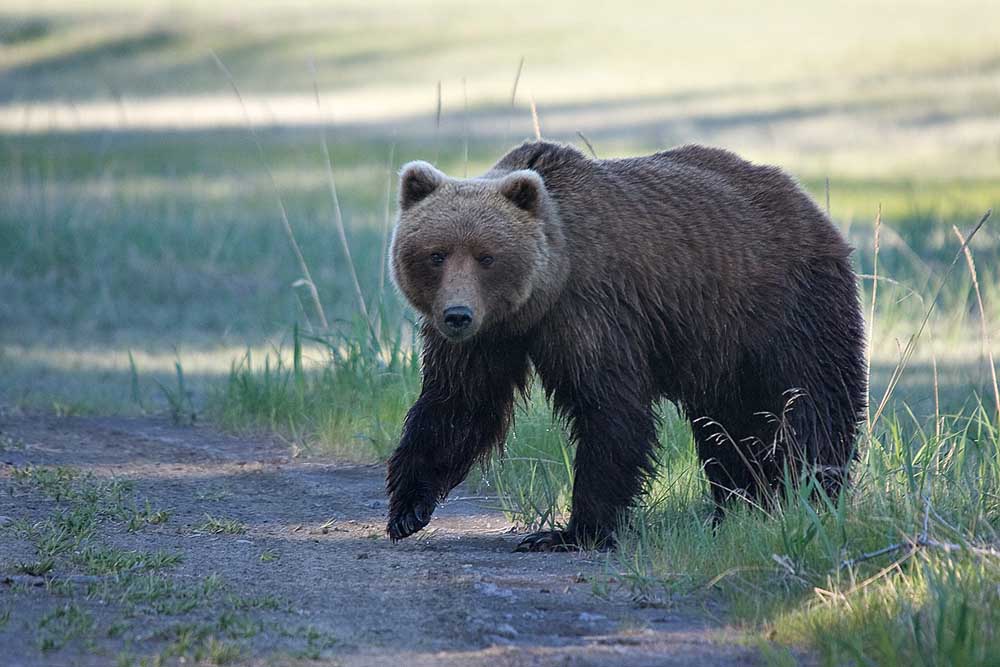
(0, 413), (769, 667)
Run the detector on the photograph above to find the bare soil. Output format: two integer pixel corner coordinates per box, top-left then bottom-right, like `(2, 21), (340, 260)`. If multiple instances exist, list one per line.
(0, 413), (767, 666)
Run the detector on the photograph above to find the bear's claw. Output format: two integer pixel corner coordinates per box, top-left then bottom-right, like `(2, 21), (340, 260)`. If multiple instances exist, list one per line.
(386, 502), (433, 542)
(513, 530), (580, 552)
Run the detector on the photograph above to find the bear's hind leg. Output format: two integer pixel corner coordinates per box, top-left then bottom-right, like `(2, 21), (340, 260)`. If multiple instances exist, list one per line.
(693, 416), (775, 515)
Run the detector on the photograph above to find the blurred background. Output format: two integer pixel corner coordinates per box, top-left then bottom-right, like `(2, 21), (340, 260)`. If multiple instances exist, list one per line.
(2, 0), (999, 423)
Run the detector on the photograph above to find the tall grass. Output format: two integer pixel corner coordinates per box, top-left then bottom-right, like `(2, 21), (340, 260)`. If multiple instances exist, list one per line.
(213, 323), (419, 460)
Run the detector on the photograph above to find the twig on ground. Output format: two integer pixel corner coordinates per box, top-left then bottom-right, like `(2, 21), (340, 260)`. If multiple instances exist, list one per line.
(838, 495), (1000, 571)
(3, 574), (106, 586)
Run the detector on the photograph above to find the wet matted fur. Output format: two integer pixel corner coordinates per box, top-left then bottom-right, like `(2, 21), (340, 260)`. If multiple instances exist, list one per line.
(386, 140), (867, 551)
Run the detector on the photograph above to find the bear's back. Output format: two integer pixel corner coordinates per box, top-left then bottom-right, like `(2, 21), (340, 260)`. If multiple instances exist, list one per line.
(656, 145), (848, 255)
(492, 141), (848, 261)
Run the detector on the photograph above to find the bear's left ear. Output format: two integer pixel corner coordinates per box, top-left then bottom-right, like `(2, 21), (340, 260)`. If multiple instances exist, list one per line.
(399, 161), (445, 210)
(498, 170), (546, 215)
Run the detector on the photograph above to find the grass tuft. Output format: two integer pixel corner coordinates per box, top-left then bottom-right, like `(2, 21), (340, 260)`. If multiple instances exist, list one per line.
(196, 515), (247, 536)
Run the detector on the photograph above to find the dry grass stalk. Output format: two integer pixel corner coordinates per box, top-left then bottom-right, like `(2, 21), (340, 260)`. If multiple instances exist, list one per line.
(211, 51), (329, 331)
(871, 209), (993, 426)
(952, 224), (1000, 422)
(576, 131), (598, 158)
(932, 328), (941, 440)
(528, 93), (542, 140)
(510, 57), (525, 107)
(434, 80), (442, 164)
(375, 144), (397, 341)
(462, 77), (469, 177)
(312, 76), (380, 351)
(866, 204), (881, 431)
(505, 57), (526, 147)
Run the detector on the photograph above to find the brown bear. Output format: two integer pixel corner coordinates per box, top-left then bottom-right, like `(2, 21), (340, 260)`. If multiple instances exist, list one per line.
(386, 140), (866, 551)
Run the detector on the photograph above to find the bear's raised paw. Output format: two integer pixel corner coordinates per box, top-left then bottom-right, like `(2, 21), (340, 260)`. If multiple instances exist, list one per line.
(386, 500), (434, 542)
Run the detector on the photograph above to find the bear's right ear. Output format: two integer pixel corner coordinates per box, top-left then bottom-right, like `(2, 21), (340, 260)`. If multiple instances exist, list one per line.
(399, 161), (445, 210)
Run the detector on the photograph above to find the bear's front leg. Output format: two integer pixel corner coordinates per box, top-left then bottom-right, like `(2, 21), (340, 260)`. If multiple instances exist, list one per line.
(385, 408), (443, 541)
(387, 328), (529, 542)
(515, 378), (659, 552)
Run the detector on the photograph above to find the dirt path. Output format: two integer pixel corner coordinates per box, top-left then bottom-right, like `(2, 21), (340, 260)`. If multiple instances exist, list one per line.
(0, 414), (764, 666)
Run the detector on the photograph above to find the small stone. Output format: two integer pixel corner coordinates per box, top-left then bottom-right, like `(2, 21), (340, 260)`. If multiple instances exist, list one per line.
(0, 516), (13, 527)
(495, 623), (518, 638)
(578, 612), (606, 623)
(474, 582), (516, 600)
(483, 634), (515, 646)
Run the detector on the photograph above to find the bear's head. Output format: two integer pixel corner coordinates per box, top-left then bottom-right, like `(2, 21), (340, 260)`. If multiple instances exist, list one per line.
(390, 160), (562, 342)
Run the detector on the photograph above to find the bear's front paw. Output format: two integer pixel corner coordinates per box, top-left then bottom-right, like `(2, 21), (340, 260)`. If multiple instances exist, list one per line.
(386, 498), (436, 542)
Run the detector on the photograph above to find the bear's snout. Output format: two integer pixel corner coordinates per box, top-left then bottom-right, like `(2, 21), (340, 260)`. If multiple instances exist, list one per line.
(443, 305), (474, 333)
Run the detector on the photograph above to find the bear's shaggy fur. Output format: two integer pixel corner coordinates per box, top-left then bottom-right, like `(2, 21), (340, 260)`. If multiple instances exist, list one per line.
(386, 141), (866, 551)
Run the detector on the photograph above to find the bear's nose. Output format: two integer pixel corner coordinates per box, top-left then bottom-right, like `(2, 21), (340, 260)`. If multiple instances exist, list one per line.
(443, 306), (473, 331)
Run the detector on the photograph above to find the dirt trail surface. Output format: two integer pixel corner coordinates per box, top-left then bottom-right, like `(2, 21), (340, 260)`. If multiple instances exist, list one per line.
(0, 414), (764, 666)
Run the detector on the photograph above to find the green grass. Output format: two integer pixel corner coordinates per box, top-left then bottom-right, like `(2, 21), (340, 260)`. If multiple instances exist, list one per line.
(9, 466), (181, 574)
(600, 405), (1000, 665)
(195, 515), (247, 536)
(1, 466), (267, 663)
(37, 603), (96, 652)
(212, 323), (421, 459)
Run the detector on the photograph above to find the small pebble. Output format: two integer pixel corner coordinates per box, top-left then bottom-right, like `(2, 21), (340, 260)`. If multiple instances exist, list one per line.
(578, 612), (606, 623)
(495, 623), (518, 638)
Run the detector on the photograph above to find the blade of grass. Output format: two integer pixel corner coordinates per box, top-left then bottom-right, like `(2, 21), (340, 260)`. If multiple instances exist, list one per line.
(872, 209), (993, 426)
(311, 66), (380, 354)
(867, 204), (881, 431)
(951, 224), (1000, 423)
(528, 92), (542, 140)
(374, 143), (397, 342)
(210, 50), (329, 331)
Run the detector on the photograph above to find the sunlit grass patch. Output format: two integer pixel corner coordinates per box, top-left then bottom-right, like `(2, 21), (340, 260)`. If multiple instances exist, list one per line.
(599, 406), (1000, 665)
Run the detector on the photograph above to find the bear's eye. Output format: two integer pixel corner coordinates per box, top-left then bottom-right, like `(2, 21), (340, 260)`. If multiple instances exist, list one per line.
(430, 252), (446, 266)
(478, 255), (495, 267)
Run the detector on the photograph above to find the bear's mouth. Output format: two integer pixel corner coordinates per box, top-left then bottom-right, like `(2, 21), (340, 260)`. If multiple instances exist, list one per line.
(438, 322), (478, 343)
